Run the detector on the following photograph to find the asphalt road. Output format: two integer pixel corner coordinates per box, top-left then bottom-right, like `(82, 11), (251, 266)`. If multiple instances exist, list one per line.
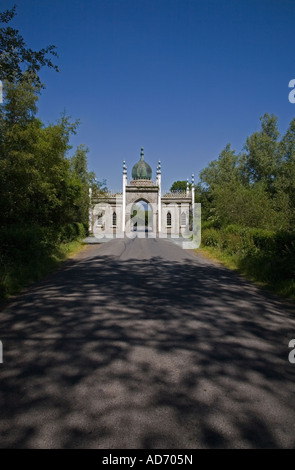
(1, 236), (295, 449)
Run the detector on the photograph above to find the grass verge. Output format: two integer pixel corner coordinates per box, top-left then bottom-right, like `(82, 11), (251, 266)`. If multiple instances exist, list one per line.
(0, 239), (87, 301)
(197, 246), (295, 302)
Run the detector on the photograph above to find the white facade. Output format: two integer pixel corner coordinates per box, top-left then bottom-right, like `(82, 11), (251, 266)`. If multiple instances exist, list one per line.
(90, 152), (194, 239)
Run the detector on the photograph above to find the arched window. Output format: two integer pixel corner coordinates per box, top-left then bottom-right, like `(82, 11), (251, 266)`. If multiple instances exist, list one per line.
(167, 211), (172, 227)
(97, 212), (103, 226)
(181, 212), (186, 226)
(112, 211), (117, 226)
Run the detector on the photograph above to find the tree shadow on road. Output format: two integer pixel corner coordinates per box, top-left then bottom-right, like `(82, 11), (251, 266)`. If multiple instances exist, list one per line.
(0, 248), (295, 448)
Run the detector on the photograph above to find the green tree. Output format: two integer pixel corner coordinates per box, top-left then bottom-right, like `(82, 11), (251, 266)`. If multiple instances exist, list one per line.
(197, 115), (294, 231)
(70, 144), (92, 226)
(0, 78), (80, 229)
(198, 144), (241, 224)
(0, 5), (58, 86)
(241, 113), (280, 190)
(199, 143), (240, 190)
(170, 180), (188, 192)
(213, 181), (289, 230)
(275, 117), (295, 226)
(279, 117), (295, 162)
(71, 144), (89, 184)
(0, 76), (39, 128)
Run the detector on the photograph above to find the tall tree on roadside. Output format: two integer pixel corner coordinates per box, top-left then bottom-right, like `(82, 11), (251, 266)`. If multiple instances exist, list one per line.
(199, 143), (241, 223)
(70, 144), (91, 226)
(241, 113), (280, 191)
(200, 143), (240, 190)
(275, 117), (295, 226)
(70, 144), (108, 226)
(0, 78), (81, 228)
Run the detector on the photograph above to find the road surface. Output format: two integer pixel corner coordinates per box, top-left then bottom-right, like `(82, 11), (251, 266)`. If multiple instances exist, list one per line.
(0, 237), (295, 448)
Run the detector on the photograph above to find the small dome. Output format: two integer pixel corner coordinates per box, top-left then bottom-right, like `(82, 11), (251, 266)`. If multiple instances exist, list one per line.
(132, 148), (152, 180)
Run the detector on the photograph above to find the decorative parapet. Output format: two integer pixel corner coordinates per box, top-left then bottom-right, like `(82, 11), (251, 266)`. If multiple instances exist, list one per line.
(162, 190), (191, 198)
(91, 192), (123, 203)
(95, 191), (123, 196)
(129, 179), (155, 187)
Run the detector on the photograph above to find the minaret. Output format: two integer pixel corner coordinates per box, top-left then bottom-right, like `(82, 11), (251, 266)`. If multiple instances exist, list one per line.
(157, 160), (161, 233)
(122, 161), (127, 233)
(191, 173), (195, 207)
(88, 186), (92, 233)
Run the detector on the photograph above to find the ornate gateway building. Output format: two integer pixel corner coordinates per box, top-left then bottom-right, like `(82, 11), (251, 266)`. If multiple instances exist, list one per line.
(89, 148), (196, 239)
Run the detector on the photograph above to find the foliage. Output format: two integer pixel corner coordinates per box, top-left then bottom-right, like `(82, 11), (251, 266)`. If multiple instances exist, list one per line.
(0, 81), (81, 229)
(198, 113), (295, 233)
(170, 180), (188, 192)
(0, 7), (110, 300)
(0, 32), (103, 299)
(197, 113), (295, 299)
(70, 144), (108, 225)
(241, 113), (280, 189)
(0, 5), (59, 86)
(200, 143), (240, 189)
(0, 224), (86, 299)
(201, 226), (295, 298)
(59, 223), (87, 243)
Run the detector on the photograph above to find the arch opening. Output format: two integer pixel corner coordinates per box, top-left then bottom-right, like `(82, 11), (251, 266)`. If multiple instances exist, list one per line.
(131, 199), (153, 233)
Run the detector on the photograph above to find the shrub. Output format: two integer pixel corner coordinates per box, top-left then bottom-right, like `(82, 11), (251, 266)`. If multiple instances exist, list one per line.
(202, 224), (295, 293)
(248, 228), (276, 252)
(0, 224), (51, 263)
(224, 224), (244, 235)
(201, 228), (222, 247)
(202, 220), (221, 230)
(59, 222), (87, 243)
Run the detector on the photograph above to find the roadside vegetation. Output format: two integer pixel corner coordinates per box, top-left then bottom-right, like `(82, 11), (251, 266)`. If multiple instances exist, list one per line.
(0, 225), (87, 299)
(193, 113), (295, 300)
(1, 6), (294, 302)
(0, 6), (106, 300)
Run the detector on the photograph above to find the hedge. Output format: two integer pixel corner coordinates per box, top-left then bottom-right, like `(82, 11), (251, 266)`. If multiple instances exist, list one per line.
(201, 225), (295, 283)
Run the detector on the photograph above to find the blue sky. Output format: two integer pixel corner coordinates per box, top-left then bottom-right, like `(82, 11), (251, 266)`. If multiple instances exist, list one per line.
(2, 0), (295, 191)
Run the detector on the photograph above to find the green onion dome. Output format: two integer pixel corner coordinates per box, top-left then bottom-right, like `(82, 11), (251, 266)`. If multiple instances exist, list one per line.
(132, 148), (152, 180)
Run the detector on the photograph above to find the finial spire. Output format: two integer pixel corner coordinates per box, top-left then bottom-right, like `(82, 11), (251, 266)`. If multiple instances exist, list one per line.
(157, 160), (161, 175)
(140, 147), (144, 160)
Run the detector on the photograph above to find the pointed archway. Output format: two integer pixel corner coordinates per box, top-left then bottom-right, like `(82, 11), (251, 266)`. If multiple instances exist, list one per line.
(131, 199), (153, 234)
